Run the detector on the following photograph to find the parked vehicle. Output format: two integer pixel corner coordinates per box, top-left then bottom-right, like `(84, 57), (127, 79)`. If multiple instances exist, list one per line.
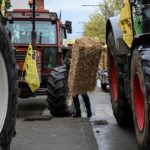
(98, 46), (108, 91)
(98, 68), (108, 91)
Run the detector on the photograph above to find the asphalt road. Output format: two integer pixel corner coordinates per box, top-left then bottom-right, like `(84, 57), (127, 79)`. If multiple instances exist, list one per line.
(90, 88), (138, 150)
(12, 97), (98, 150)
(0, 86), (139, 150)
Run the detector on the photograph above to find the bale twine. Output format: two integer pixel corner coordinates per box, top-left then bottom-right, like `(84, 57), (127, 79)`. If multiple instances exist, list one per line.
(68, 37), (102, 96)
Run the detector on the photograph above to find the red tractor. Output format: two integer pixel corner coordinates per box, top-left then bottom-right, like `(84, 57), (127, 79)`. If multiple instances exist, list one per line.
(5, 0), (72, 116)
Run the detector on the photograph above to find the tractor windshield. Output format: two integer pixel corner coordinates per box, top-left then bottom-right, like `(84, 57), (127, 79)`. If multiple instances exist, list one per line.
(7, 21), (57, 44)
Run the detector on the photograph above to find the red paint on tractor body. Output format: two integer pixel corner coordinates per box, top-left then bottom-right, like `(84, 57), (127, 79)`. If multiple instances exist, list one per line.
(110, 55), (118, 102)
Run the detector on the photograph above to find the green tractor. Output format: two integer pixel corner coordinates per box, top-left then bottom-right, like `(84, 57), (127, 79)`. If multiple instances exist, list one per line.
(106, 0), (150, 149)
(0, 0), (18, 147)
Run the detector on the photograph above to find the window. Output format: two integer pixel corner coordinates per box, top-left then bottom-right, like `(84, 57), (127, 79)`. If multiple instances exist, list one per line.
(7, 21), (57, 44)
(44, 47), (58, 68)
(60, 27), (67, 44)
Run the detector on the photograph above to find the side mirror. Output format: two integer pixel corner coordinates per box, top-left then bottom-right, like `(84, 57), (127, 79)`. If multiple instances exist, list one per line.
(65, 21), (72, 34)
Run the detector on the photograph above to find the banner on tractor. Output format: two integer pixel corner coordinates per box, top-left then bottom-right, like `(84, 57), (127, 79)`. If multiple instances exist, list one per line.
(1, 0), (5, 16)
(119, 0), (133, 48)
(23, 44), (40, 92)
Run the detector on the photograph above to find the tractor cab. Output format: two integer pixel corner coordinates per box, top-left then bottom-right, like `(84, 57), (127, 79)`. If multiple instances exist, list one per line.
(6, 9), (60, 69)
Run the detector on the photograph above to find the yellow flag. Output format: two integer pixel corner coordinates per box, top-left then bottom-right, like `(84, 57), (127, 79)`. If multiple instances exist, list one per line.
(23, 44), (40, 92)
(1, 0), (5, 16)
(119, 0), (133, 48)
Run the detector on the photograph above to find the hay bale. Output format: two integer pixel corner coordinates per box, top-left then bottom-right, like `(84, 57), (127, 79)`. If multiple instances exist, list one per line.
(68, 37), (102, 96)
(99, 48), (108, 70)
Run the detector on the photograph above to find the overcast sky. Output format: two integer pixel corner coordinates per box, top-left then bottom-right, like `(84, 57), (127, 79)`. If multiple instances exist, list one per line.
(10, 0), (100, 39)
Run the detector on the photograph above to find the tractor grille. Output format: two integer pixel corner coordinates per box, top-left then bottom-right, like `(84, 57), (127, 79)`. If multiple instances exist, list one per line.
(15, 50), (42, 71)
(15, 51), (27, 62)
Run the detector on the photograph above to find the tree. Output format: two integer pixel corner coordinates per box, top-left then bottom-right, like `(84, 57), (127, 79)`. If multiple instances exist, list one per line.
(84, 13), (106, 43)
(83, 0), (123, 43)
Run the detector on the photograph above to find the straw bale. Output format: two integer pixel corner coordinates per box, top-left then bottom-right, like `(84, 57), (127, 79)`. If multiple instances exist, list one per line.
(68, 37), (102, 96)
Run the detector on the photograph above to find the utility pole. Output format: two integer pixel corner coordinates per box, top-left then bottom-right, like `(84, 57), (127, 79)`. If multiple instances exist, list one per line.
(32, 0), (36, 50)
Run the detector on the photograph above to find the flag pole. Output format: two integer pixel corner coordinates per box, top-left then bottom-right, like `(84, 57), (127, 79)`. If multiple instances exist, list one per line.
(32, 0), (36, 50)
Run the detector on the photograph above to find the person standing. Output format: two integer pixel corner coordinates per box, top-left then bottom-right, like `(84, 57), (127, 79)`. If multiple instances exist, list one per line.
(64, 40), (92, 118)
(73, 94), (92, 118)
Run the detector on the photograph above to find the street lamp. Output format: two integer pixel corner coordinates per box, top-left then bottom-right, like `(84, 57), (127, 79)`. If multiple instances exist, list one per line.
(81, 4), (99, 13)
(81, 4), (99, 7)
(78, 22), (87, 24)
(76, 32), (84, 33)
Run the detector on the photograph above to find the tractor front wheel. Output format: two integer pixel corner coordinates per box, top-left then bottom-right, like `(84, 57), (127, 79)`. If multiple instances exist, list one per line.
(47, 66), (74, 117)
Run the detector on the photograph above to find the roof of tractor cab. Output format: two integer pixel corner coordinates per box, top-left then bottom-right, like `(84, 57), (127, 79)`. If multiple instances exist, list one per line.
(6, 9), (58, 20)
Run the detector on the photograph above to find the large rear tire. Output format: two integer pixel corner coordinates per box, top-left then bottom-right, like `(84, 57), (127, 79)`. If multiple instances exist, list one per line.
(107, 31), (132, 126)
(0, 23), (18, 146)
(46, 66), (73, 117)
(131, 47), (150, 150)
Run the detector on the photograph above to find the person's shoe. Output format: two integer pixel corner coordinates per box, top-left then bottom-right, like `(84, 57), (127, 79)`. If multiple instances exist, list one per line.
(72, 113), (81, 118)
(87, 112), (92, 118)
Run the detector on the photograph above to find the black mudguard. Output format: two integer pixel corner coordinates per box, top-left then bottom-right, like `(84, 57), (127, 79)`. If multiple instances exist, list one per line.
(106, 16), (130, 55)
